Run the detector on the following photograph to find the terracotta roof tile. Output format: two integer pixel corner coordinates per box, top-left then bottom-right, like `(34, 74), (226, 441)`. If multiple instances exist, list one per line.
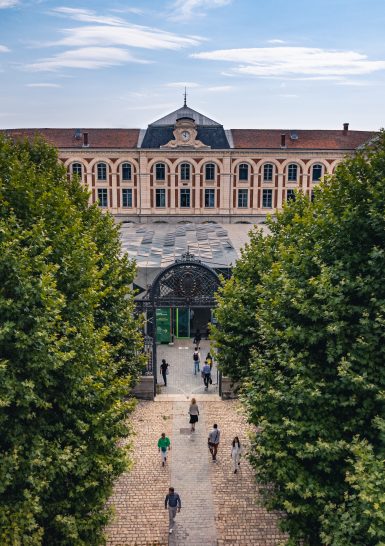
(1, 128), (140, 149)
(230, 129), (377, 150)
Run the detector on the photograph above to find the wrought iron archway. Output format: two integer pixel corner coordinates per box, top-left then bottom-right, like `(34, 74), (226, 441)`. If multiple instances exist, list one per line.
(138, 252), (220, 395)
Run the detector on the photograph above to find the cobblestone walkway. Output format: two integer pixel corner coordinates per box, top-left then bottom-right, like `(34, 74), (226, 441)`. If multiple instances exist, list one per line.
(105, 400), (287, 546)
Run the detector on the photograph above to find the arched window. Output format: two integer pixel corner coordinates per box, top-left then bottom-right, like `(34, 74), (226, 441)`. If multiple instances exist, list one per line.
(287, 163), (298, 182)
(263, 163), (274, 182)
(155, 162), (166, 181)
(180, 163), (191, 181)
(121, 162), (132, 181)
(205, 163), (216, 181)
(312, 164), (323, 182)
(72, 162), (82, 177)
(239, 163), (249, 181)
(97, 162), (107, 181)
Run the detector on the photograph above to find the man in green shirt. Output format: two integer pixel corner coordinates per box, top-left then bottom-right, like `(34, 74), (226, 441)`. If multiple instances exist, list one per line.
(158, 432), (171, 466)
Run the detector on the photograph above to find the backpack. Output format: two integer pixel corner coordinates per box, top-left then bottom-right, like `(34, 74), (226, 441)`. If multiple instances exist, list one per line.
(193, 352), (199, 361)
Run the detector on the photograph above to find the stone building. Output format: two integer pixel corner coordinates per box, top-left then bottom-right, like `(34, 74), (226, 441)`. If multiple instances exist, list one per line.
(2, 101), (376, 224)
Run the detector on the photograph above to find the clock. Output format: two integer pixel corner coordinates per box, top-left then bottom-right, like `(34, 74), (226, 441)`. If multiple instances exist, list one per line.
(181, 131), (190, 141)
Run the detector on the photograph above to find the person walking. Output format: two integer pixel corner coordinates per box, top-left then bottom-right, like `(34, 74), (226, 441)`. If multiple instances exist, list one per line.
(160, 359), (169, 386)
(165, 487), (181, 534)
(193, 346), (200, 375)
(157, 432), (171, 467)
(193, 328), (201, 346)
(188, 398), (199, 432)
(231, 436), (242, 473)
(206, 352), (213, 370)
(201, 361), (211, 390)
(208, 423), (221, 461)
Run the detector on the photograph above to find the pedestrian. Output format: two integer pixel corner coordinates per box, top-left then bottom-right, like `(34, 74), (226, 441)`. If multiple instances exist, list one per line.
(193, 328), (202, 346)
(206, 352), (213, 370)
(189, 397), (199, 432)
(165, 486), (181, 534)
(231, 436), (242, 473)
(208, 423), (221, 461)
(201, 361), (211, 390)
(193, 346), (200, 375)
(158, 432), (171, 467)
(160, 359), (169, 386)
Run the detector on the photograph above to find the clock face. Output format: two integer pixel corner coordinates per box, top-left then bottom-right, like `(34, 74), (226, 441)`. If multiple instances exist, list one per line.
(181, 131), (190, 141)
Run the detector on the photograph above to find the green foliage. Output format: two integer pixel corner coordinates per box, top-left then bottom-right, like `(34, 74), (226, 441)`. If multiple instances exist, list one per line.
(0, 136), (143, 545)
(212, 131), (385, 544)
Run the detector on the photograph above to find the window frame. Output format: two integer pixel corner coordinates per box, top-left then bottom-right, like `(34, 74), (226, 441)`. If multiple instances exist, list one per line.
(312, 163), (323, 182)
(180, 188), (191, 208)
(238, 163), (249, 181)
(286, 189), (296, 202)
(237, 188), (248, 208)
(287, 163), (298, 182)
(205, 163), (216, 181)
(204, 188), (215, 208)
(180, 163), (191, 181)
(97, 162), (107, 181)
(262, 189), (273, 208)
(155, 188), (166, 208)
(97, 188), (108, 208)
(263, 163), (274, 182)
(71, 162), (82, 177)
(155, 162), (166, 181)
(122, 188), (133, 208)
(121, 162), (132, 182)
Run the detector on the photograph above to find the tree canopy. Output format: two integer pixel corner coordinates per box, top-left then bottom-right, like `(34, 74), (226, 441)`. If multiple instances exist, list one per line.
(0, 136), (143, 545)
(212, 132), (385, 545)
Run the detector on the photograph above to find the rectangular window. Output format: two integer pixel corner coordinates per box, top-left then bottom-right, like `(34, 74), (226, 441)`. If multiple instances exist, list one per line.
(205, 163), (215, 181)
(237, 189), (248, 208)
(180, 188), (191, 208)
(287, 189), (296, 202)
(122, 188), (132, 208)
(156, 163), (165, 181)
(122, 163), (132, 181)
(181, 163), (190, 181)
(312, 164), (322, 182)
(156, 188), (166, 208)
(97, 163), (107, 181)
(205, 189), (215, 208)
(263, 163), (273, 181)
(239, 164), (249, 181)
(98, 188), (108, 208)
(72, 163), (82, 176)
(262, 189), (273, 208)
(287, 164), (298, 182)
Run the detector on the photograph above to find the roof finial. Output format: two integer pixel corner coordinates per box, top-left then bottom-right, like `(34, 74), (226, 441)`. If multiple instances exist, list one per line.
(183, 86), (187, 107)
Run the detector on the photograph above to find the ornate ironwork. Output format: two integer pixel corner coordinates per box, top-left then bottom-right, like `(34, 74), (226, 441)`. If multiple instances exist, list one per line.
(149, 258), (220, 308)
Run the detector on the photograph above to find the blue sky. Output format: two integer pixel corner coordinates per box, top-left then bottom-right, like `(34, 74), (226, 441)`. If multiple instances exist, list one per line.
(1, 0), (384, 130)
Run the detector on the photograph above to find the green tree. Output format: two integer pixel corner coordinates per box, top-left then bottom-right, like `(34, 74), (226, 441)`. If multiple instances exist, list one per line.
(0, 136), (143, 545)
(212, 132), (385, 544)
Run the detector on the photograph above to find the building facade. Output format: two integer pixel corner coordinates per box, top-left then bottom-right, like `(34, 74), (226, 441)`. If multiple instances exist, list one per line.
(3, 103), (376, 224)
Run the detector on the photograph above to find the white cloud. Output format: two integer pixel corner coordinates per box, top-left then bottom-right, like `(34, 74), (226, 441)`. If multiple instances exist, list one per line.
(27, 47), (150, 71)
(0, 0), (19, 8)
(26, 83), (62, 87)
(165, 81), (200, 88)
(50, 7), (200, 50)
(0, 45), (10, 52)
(206, 85), (233, 92)
(169, 0), (231, 21)
(267, 39), (286, 44)
(192, 47), (385, 78)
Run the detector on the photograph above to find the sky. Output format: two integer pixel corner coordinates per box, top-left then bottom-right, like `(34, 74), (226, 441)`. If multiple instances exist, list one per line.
(0, 0), (385, 130)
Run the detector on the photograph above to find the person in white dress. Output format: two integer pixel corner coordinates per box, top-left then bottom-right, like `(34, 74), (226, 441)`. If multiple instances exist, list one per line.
(231, 436), (242, 473)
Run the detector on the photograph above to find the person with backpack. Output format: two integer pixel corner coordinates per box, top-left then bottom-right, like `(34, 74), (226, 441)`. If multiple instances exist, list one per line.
(193, 346), (200, 375)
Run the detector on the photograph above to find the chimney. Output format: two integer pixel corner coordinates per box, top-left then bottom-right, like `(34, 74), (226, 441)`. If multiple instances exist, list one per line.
(82, 132), (89, 147)
(281, 133), (286, 148)
(343, 123), (349, 135)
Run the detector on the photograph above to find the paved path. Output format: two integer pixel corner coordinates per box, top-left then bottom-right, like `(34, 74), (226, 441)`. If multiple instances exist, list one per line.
(157, 339), (219, 397)
(105, 400), (287, 546)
